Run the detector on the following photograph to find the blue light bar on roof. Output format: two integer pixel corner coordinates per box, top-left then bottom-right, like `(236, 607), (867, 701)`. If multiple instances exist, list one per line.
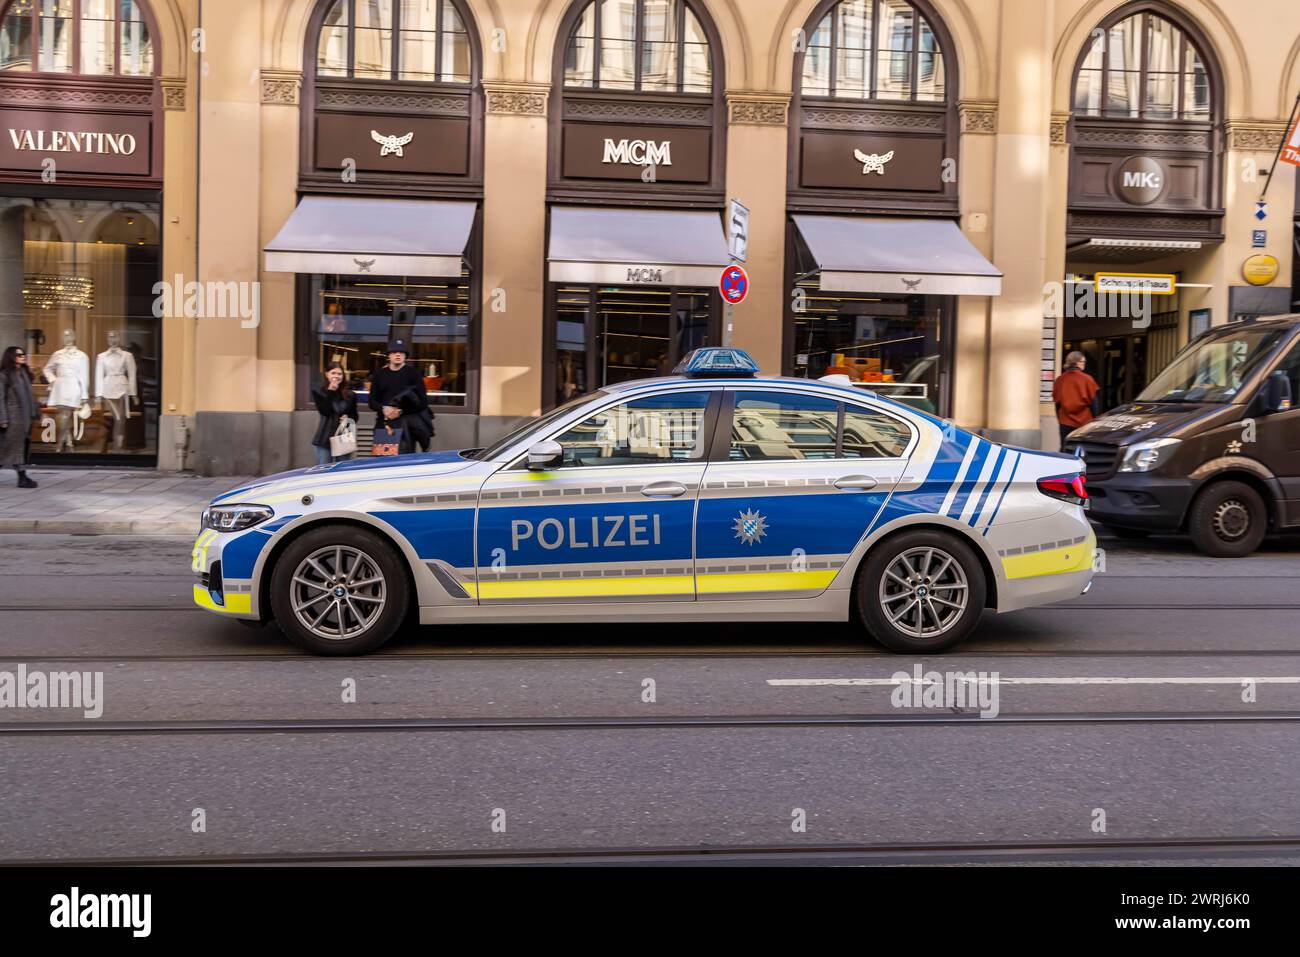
(674, 347), (760, 377)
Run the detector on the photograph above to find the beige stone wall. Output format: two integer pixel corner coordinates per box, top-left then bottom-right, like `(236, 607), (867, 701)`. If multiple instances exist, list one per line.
(162, 0), (1299, 441)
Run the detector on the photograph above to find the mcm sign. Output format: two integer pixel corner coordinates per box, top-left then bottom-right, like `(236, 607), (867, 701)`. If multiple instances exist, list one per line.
(371, 130), (414, 157)
(854, 148), (895, 175)
(603, 138), (674, 167)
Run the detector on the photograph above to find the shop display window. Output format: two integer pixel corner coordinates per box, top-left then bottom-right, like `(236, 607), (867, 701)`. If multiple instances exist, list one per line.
(312, 273), (471, 409)
(0, 197), (160, 459)
(790, 280), (947, 416)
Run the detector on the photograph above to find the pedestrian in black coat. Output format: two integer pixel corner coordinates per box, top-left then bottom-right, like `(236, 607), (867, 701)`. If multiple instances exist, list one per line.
(368, 339), (434, 454)
(0, 346), (39, 488)
(311, 363), (358, 465)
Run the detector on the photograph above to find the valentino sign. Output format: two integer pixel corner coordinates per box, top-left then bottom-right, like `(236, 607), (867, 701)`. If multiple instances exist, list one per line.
(0, 109), (154, 178)
(7, 128), (138, 155)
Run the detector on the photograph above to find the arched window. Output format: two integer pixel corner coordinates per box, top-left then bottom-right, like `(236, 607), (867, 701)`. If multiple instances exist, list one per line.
(316, 0), (471, 83)
(563, 0), (712, 93)
(0, 0), (154, 75)
(800, 0), (945, 102)
(1073, 10), (1211, 119)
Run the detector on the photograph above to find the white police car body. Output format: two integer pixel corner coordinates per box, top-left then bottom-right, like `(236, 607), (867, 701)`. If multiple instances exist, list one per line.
(193, 349), (1095, 655)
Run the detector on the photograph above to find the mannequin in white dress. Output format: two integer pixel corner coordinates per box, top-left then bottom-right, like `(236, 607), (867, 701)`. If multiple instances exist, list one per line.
(95, 331), (138, 451)
(43, 329), (89, 452)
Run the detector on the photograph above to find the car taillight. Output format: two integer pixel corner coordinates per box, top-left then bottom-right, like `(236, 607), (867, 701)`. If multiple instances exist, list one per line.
(1037, 473), (1088, 505)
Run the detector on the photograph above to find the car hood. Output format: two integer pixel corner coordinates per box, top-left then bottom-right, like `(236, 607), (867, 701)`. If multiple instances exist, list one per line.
(1067, 402), (1228, 447)
(210, 450), (477, 504)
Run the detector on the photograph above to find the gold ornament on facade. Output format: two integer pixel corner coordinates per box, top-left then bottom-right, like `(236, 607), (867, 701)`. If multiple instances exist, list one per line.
(485, 88), (548, 117)
(260, 74), (301, 107)
(958, 102), (997, 134)
(1226, 122), (1287, 152)
(161, 80), (186, 112)
(727, 96), (789, 127)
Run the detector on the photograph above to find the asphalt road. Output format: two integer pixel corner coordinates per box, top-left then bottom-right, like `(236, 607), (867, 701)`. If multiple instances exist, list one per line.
(1, 529), (1298, 865)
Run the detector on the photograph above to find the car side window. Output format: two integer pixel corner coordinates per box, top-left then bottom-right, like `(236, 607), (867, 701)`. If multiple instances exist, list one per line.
(842, 406), (912, 458)
(730, 391), (839, 461)
(548, 392), (712, 468)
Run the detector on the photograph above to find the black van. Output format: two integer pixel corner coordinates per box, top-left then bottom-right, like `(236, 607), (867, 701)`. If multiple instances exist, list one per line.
(1064, 315), (1300, 557)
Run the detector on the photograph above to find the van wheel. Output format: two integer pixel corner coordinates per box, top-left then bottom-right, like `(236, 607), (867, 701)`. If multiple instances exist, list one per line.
(270, 525), (409, 655)
(1187, 481), (1267, 558)
(856, 530), (987, 654)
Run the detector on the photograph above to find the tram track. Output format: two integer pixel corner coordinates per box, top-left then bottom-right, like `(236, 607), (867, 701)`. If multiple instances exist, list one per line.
(7, 835), (1300, 867)
(3, 709), (1299, 737)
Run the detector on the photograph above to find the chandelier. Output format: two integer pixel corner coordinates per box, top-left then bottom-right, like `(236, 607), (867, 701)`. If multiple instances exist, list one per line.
(22, 274), (95, 310)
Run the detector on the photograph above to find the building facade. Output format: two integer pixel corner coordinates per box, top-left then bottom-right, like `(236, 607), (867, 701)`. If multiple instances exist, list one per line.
(0, 0), (1296, 474)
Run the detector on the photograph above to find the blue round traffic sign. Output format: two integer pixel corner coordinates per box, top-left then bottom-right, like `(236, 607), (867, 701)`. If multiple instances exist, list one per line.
(719, 265), (749, 305)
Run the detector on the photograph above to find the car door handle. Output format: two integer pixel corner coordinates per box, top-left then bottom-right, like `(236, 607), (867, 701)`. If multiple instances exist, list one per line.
(833, 475), (879, 490)
(640, 481), (688, 498)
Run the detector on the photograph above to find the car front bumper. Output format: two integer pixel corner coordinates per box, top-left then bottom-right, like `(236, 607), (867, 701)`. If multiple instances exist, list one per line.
(1085, 474), (1193, 531)
(192, 527), (265, 619)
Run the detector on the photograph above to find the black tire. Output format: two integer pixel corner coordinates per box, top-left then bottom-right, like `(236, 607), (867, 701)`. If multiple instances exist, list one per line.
(1102, 525), (1151, 541)
(269, 525), (410, 655)
(1187, 480), (1267, 558)
(856, 529), (987, 654)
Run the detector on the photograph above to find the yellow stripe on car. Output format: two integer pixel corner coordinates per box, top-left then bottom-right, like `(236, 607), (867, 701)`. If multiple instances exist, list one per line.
(191, 529), (217, 572)
(696, 570), (839, 594)
(1001, 538), (1095, 579)
(192, 583), (253, 615)
(475, 575), (695, 600)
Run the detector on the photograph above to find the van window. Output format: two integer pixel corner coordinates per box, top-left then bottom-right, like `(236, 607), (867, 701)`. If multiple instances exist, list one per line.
(1138, 327), (1285, 403)
(1273, 340), (1300, 409)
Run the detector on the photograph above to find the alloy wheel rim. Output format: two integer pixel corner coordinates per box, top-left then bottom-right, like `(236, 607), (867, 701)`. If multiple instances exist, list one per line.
(879, 546), (969, 639)
(290, 545), (387, 640)
(1212, 499), (1250, 541)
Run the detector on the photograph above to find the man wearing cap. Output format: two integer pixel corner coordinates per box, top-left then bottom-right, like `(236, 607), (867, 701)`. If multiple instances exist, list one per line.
(368, 339), (434, 453)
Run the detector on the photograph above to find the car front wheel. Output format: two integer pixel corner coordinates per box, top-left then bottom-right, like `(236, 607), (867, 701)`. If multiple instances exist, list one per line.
(856, 530), (987, 654)
(270, 525), (410, 656)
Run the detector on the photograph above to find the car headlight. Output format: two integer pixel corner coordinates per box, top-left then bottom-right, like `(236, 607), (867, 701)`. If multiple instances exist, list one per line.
(1118, 437), (1181, 473)
(202, 504), (274, 533)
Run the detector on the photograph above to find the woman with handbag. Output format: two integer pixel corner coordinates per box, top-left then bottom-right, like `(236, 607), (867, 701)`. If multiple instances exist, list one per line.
(0, 346), (39, 488)
(310, 363), (358, 465)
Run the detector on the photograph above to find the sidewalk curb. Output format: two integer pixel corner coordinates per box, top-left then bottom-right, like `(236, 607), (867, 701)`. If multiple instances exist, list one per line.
(0, 519), (197, 536)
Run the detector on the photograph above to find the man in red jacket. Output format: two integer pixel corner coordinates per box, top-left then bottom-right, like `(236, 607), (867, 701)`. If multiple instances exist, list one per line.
(1053, 351), (1100, 448)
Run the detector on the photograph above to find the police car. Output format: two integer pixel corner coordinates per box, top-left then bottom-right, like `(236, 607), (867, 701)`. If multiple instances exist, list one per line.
(193, 348), (1095, 656)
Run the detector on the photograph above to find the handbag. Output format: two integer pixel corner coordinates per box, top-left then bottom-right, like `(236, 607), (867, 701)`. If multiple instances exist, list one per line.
(76, 403), (92, 421)
(371, 422), (403, 457)
(329, 418), (357, 457)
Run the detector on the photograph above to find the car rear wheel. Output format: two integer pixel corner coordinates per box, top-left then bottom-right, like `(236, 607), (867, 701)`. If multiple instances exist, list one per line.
(1187, 480), (1267, 558)
(856, 530), (987, 654)
(270, 525), (409, 655)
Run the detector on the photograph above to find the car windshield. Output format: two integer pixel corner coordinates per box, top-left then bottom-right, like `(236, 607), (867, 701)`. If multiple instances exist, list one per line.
(1137, 327), (1287, 403)
(473, 391), (608, 460)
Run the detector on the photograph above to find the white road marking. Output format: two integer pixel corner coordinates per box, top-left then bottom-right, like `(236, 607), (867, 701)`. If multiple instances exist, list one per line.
(767, 677), (1300, 686)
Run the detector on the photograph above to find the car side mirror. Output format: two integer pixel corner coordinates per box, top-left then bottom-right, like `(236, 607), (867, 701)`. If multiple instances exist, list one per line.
(1262, 371), (1293, 414)
(526, 440), (563, 471)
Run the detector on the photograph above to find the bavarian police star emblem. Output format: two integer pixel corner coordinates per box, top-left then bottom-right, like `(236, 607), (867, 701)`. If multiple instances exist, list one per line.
(733, 508), (768, 545)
